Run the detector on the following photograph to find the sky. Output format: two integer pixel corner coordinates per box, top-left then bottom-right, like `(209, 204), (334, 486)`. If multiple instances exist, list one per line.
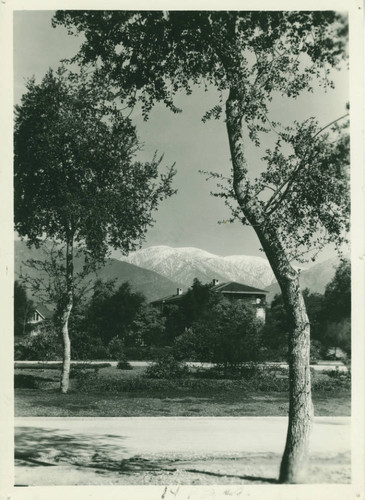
(13, 10), (349, 260)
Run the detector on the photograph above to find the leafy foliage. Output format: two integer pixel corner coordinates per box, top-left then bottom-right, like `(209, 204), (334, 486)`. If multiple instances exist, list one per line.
(14, 321), (62, 361)
(14, 281), (33, 337)
(321, 259), (351, 322)
(128, 304), (166, 347)
(191, 297), (263, 367)
(107, 336), (126, 360)
(263, 260), (351, 360)
(52, 12), (349, 264)
(81, 280), (145, 346)
(162, 278), (225, 342)
(53, 11), (347, 122)
(144, 353), (189, 379)
(14, 66), (176, 259)
(116, 358), (133, 370)
(14, 65), (176, 390)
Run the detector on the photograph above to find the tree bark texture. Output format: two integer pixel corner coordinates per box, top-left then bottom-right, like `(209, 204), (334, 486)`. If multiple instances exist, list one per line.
(225, 89), (313, 483)
(60, 236), (74, 394)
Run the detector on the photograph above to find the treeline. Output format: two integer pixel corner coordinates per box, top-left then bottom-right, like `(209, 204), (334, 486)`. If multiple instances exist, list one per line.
(14, 259), (350, 363)
(14, 277), (261, 363)
(264, 259), (351, 361)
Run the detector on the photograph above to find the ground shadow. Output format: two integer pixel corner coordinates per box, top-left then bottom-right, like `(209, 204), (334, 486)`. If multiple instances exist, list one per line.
(15, 426), (127, 465)
(15, 426), (278, 484)
(14, 374), (55, 389)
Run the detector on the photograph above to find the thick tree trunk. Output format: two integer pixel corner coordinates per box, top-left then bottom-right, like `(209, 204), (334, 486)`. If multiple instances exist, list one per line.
(225, 88), (313, 483)
(278, 280), (312, 483)
(254, 229), (313, 483)
(60, 236), (74, 394)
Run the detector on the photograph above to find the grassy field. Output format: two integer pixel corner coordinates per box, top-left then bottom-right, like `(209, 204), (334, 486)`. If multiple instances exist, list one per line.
(14, 364), (351, 417)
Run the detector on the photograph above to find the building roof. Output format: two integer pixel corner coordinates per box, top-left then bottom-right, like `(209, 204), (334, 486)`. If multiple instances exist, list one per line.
(150, 281), (268, 305)
(34, 304), (54, 320)
(210, 281), (268, 294)
(150, 293), (184, 305)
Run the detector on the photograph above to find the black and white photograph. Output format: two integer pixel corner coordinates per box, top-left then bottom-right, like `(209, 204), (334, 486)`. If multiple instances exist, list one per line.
(1, 2), (364, 499)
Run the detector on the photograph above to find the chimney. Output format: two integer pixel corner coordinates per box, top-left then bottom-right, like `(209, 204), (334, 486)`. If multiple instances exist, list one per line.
(212, 279), (219, 286)
(176, 288), (183, 296)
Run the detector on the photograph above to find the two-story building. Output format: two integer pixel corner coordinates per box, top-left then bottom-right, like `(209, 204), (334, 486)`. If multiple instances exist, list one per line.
(28, 304), (53, 336)
(151, 279), (268, 321)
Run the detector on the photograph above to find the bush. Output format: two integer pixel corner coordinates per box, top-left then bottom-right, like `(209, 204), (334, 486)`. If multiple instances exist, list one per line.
(189, 299), (264, 366)
(14, 322), (62, 361)
(194, 364), (289, 391)
(311, 368), (351, 391)
(71, 330), (109, 360)
(108, 337), (126, 360)
(117, 358), (133, 370)
(145, 353), (189, 379)
(173, 328), (210, 362)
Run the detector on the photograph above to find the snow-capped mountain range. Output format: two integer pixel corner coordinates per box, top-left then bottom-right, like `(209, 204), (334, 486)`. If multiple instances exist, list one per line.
(119, 245), (275, 289)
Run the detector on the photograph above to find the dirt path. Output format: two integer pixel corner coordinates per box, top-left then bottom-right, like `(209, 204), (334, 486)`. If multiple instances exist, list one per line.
(15, 416), (350, 485)
(15, 360), (349, 371)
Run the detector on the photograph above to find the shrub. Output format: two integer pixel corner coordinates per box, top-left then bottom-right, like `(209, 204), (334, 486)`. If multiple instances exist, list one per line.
(311, 368), (351, 391)
(14, 322), (62, 361)
(145, 353), (189, 379)
(71, 330), (109, 360)
(108, 337), (126, 360)
(190, 299), (264, 366)
(194, 364), (289, 391)
(117, 358), (133, 370)
(173, 328), (210, 362)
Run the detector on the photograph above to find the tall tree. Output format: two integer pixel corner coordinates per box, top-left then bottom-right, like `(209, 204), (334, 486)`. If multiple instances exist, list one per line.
(14, 280), (33, 337)
(320, 259), (351, 357)
(83, 279), (145, 346)
(53, 11), (350, 481)
(14, 66), (176, 393)
(321, 259), (351, 322)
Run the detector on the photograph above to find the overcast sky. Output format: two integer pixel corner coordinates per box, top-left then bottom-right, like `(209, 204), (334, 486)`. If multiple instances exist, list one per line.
(14, 11), (349, 260)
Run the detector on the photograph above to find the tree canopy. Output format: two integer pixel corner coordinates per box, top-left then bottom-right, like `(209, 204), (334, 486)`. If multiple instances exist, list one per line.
(14, 66), (176, 261)
(14, 280), (33, 337)
(53, 11), (349, 262)
(51, 10), (350, 480)
(322, 259), (351, 322)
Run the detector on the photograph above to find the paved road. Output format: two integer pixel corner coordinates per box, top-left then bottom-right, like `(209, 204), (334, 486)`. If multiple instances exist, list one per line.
(15, 416), (350, 458)
(15, 417), (351, 485)
(15, 360), (348, 372)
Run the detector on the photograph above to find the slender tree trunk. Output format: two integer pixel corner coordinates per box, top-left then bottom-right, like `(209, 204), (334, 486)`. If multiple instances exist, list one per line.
(60, 235), (74, 394)
(22, 303), (28, 336)
(225, 88), (313, 483)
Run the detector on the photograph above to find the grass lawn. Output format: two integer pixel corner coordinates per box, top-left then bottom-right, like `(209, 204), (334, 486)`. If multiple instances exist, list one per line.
(14, 365), (350, 417)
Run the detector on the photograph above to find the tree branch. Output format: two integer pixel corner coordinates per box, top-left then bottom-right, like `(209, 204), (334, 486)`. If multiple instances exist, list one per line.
(263, 112), (349, 216)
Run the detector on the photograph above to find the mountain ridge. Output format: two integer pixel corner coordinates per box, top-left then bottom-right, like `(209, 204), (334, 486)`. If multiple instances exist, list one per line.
(14, 241), (184, 303)
(15, 241), (346, 305)
(118, 245), (275, 289)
